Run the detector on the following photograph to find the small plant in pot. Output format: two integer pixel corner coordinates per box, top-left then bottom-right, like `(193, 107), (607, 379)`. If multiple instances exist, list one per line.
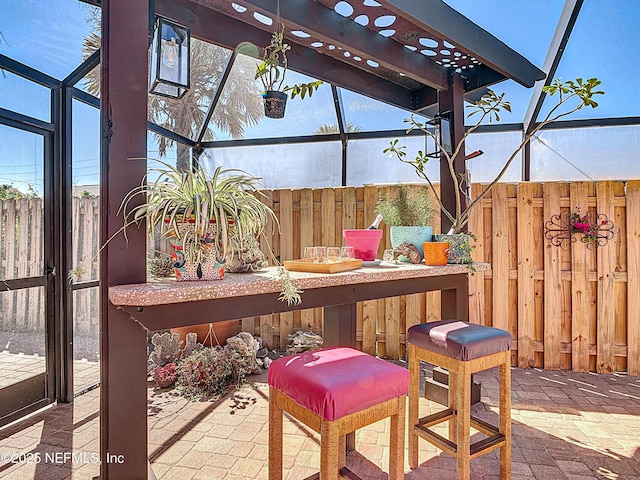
(384, 77), (604, 265)
(375, 185), (436, 261)
(255, 27), (323, 119)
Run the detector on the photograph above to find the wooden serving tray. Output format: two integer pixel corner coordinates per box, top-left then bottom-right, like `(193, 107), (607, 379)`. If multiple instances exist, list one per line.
(283, 258), (363, 273)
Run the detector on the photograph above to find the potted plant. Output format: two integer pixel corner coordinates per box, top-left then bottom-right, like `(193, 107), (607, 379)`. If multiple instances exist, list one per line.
(375, 185), (436, 261)
(384, 77), (603, 263)
(120, 160), (302, 298)
(255, 27), (323, 118)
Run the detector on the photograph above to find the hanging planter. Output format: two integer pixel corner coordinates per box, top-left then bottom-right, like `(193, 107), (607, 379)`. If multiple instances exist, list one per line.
(254, 26), (322, 119)
(263, 90), (288, 119)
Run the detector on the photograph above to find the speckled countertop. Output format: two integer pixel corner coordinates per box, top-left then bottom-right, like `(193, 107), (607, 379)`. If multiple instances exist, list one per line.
(108, 262), (489, 307)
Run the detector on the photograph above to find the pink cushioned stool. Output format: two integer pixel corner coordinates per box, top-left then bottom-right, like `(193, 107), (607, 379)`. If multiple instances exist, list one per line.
(407, 320), (512, 480)
(268, 347), (408, 480)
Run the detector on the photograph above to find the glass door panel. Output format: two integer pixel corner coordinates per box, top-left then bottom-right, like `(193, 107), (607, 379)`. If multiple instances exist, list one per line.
(0, 123), (53, 426)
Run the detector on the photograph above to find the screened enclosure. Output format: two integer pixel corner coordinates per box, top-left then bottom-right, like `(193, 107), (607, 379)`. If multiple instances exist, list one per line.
(1, 0), (639, 428)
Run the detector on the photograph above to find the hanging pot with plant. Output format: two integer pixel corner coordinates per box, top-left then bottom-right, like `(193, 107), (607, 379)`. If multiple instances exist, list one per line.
(255, 25), (323, 119)
(262, 90), (288, 119)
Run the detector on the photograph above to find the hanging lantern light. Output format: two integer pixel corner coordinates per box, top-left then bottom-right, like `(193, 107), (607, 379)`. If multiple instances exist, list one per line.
(149, 16), (190, 98)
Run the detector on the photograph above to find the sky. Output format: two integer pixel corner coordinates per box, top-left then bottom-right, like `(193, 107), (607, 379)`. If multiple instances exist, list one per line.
(1, 0), (639, 192)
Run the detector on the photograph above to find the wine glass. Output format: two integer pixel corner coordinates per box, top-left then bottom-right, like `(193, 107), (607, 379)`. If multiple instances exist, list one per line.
(326, 247), (341, 263)
(340, 246), (355, 259)
(314, 246), (327, 263)
(303, 246), (316, 262)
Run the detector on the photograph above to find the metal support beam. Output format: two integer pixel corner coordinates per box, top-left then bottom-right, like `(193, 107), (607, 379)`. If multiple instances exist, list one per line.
(54, 85), (75, 403)
(0, 54), (60, 89)
(382, 0), (545, 88)
(0, 107), (55, 132)
(62, 49), (101, 88)
(331, 85), (348, 186)
(99, 0), (149, 478)
(438, 73), (466, 234)
(195, 50), (237, 145)
(522, 0), (583, 181)
(523, 0), (583, 134)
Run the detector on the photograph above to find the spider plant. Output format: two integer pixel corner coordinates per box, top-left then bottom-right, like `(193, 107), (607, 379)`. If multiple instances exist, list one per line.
(121, 161), (273, 264)
(119, 161), (302, 304)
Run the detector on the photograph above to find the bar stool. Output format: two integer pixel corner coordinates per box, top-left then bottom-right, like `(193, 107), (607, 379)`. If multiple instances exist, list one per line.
(268, 347), (408, 480)
(407, 320), (512, 479)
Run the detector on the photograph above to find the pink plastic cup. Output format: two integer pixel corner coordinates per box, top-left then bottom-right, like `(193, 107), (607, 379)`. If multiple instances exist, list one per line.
(343, 229), (383, 261)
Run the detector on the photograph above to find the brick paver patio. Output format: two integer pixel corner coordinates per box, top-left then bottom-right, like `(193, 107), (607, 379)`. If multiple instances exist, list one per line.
(0, 363), (639, 479)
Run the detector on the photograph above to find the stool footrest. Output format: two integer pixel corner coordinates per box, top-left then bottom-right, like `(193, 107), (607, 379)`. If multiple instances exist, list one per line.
(470, 416), (501, 437)
(417, 408), (454, 429)
(415, 424), (457, 457)
(470, 434), (506, 459)
(415, 411), (506, 461)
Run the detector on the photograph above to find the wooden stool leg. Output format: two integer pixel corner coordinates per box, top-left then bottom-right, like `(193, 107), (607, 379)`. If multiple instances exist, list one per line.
(389, 396), (406, 480)
(338, 435), (346, 470)
(320, 420), (339, 480)
(448, 368), (458, 442)
(408, 343), (420, 469)
(456, 361), (471, 480)
(269, 388), (283, 480)
(499, 353), (512, 479)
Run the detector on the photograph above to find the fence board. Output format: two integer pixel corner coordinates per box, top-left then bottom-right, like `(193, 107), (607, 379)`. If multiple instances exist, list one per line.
(260, 314), (274, 349)
(570, 182), (591, 371)
(278, 190), (295, 348)
(31, 198), (43, 330)
(405, 294), (424, 331)
(299, 189), (315, 331)
(626, 183), (640, 375)
(16, 199), (29, 330)
(362, 300), (377, 355)
(596, 181), (616, 373)
(321, 188), (337, 247)
(543, 183), (563, 369)
(517, 183), (536, 368)
(384, 296), (400, 358)
(468, 184), (485, 324)
(491, 184), (510, 331)
(342, 187), (356, 230)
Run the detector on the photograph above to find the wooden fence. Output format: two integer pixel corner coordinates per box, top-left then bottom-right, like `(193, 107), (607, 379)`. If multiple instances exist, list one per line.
(1, 182), (638, 375)
(0, 196), (100, 336)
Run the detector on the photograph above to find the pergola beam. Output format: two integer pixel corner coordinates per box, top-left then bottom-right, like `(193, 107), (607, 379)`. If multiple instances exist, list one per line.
(242, 0), (449, 91)
(156, 0), (418, 112)
(523, 0), (583, 133)
(381, 0), (546, 88)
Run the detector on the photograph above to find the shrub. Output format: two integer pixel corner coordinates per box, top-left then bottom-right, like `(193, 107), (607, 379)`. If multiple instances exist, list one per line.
(375, 185), (436, 226)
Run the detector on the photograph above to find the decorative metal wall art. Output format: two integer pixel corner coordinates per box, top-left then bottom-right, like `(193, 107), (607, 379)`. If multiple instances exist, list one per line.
(543, 207), (619, 250)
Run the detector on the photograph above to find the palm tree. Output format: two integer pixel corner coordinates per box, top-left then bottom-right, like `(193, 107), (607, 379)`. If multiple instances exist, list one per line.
(81, 18), (264, 171)
(313, 122), (362, 134)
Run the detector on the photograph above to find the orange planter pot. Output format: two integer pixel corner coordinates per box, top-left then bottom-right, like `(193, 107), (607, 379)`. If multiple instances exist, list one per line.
(423, 241), (449, 266)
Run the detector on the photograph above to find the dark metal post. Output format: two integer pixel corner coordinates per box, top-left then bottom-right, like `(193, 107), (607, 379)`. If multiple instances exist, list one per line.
(100, 0), (150, 478)
(438, 72), (466, 235)
(54, 85), (74, 403)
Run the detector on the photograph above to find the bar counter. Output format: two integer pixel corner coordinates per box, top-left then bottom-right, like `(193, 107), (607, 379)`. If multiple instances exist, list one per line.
(103, 261), (488, 479)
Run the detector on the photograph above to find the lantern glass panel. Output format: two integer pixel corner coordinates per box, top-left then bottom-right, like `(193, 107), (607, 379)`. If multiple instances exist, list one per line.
(149, 17), (190, 98)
